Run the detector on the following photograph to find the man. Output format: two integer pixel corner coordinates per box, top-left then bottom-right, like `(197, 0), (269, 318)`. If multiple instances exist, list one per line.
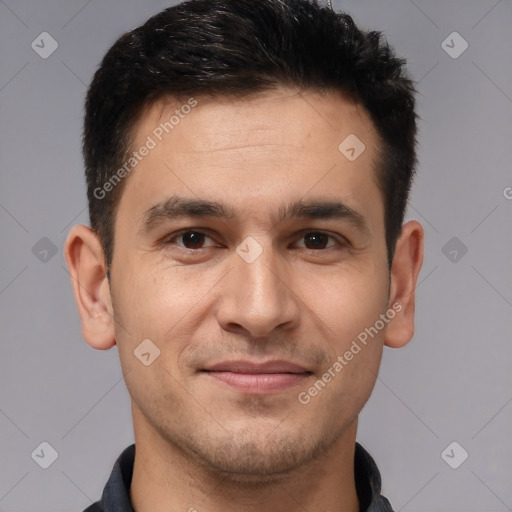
(64, 0), (423, 510)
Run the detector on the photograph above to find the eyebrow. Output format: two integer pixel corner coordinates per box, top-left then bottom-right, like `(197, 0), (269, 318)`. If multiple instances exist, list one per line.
(139, 195), (369, 234)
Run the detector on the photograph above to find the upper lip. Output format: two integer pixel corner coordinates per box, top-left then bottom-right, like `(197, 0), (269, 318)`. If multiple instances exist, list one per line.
(202, 360), (310, 374)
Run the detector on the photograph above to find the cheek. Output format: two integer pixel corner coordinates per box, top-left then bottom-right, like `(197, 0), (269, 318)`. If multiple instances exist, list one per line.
(112, 264), (214, 366)
(111, 269), (193, 408)
(307, 271), (388, 418)
(308, 262), (389, 406)
(300, 261), (389, 349)
(115, 263), (184, 327)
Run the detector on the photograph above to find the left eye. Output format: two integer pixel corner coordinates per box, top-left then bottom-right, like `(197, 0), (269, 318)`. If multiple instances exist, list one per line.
(295, 232), (341, 250)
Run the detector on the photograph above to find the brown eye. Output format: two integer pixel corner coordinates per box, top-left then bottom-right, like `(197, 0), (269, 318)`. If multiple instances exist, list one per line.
(165, 230), (216, 250)
(295, 231), (346, 251)
(180, 231), (206, 249)
(303, 232), (330, 250)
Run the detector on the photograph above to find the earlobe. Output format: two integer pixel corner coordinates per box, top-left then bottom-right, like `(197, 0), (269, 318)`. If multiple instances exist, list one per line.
(385, 220), (424, 349)
(64, 225), (116, 350)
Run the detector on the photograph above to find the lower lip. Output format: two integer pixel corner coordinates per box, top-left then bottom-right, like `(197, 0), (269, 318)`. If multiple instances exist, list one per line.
(204, 371), (311, 394)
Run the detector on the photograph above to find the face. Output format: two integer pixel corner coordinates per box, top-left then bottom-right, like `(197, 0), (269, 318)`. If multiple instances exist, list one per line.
(109, 88), (391, 478)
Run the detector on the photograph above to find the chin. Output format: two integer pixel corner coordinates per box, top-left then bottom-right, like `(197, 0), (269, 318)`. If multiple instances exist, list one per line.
(183, 422), (337, 484)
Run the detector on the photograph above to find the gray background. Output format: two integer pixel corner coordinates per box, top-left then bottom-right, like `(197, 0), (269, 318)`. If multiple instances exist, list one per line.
(1, 0), (511, 510)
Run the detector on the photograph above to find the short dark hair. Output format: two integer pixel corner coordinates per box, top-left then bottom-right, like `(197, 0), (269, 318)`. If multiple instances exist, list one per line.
(84, 0), (418, 269)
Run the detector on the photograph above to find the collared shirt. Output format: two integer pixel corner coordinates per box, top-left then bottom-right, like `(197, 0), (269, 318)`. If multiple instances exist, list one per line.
(83, 442), (394, 511)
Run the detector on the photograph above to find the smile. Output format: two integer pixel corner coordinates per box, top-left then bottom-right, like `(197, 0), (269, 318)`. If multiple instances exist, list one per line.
(201, 360), (313, 394)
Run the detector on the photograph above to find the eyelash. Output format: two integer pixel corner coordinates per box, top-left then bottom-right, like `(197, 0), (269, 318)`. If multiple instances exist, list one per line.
(161, 229), (349, 252)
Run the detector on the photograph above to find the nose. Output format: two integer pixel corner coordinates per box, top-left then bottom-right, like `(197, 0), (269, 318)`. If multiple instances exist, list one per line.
(215, 243), (301, 339)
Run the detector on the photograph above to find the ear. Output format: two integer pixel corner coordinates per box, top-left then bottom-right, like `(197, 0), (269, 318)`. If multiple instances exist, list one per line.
(385, 220), (424, 349)
(64, 224), (116, 350)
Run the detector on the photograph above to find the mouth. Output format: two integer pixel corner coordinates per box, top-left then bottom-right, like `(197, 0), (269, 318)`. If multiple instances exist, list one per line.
(201, 360), (313, 394)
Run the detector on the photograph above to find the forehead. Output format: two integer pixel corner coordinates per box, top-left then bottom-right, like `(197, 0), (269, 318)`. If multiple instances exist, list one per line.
(135, 88), (377, 156)
(116, 87), (383, 231)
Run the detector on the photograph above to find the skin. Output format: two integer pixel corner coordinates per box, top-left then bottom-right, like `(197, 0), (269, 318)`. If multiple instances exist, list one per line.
(65, 87), (423, 512)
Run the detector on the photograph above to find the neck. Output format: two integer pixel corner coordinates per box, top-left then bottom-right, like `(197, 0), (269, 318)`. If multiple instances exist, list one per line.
(130, 405), (359, 512)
